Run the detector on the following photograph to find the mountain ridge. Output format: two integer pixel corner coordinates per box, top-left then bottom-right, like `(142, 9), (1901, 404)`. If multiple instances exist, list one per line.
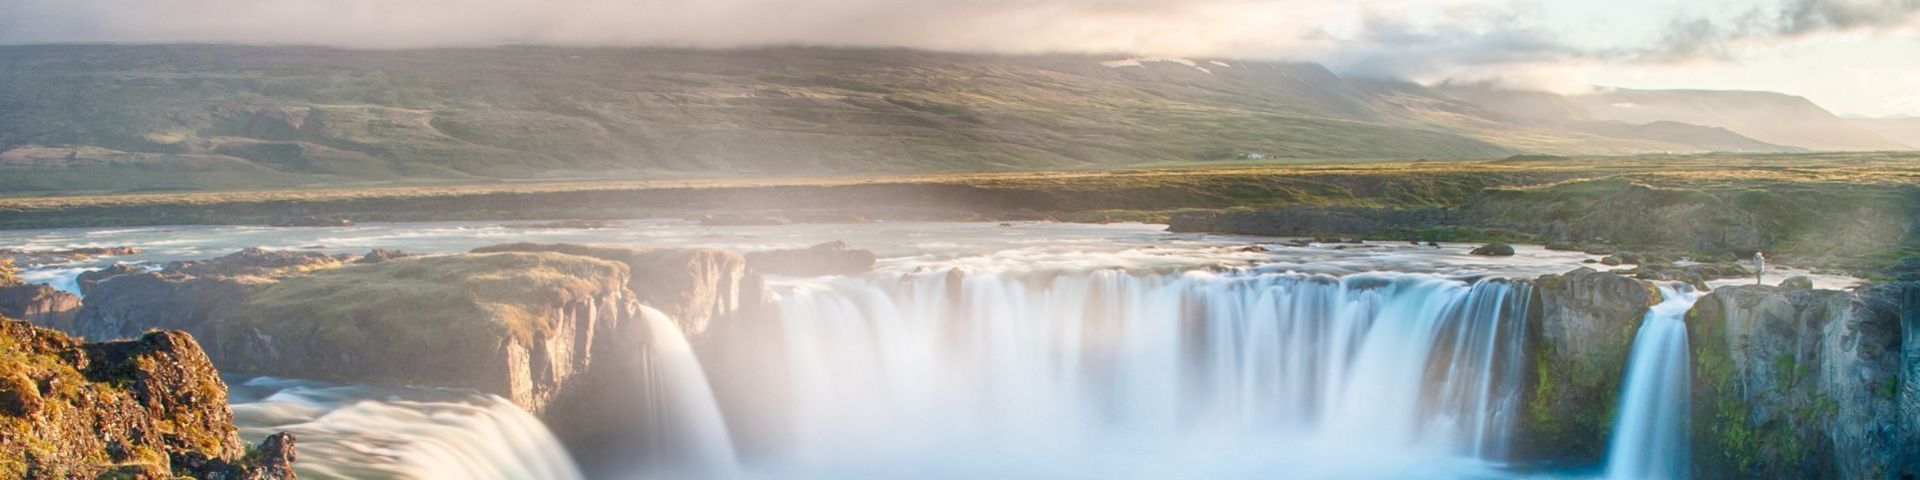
(0, 44), (1900, 193)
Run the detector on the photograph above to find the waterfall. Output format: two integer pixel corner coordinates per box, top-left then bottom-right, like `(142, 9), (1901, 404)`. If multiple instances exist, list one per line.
(634, 305), (741, 476)
(1604, 284), (1703, 480)
(722, 268), (1533, 477)
(227, 379), (585, 480)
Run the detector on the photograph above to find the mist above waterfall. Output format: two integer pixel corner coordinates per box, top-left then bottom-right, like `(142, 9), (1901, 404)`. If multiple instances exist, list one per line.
(700, 267), (1536, 478)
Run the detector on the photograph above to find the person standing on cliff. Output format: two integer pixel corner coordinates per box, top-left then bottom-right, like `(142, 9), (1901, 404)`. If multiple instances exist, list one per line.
(1753, 251), (1766, 285)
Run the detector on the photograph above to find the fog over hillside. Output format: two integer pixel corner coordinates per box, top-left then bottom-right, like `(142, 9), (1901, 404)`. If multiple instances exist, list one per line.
(2, 44), (1907, 193)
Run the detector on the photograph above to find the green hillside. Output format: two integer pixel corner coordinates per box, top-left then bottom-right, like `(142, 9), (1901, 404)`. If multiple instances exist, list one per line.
(0, 45), (1828, 193)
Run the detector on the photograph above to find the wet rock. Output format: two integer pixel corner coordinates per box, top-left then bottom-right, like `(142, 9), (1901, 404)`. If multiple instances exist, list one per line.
(1686, 284), (1911, 479)
(0, 318), (298, 478)
(1470, 243), (1516, 256)
(745, 241), (879, 277)
(1513, 268), (1657, 463)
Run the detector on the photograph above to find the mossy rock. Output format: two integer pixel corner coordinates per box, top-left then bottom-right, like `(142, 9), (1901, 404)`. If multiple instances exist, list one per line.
(1511, 269), (1656, 465)
(0, 318), (290, 478)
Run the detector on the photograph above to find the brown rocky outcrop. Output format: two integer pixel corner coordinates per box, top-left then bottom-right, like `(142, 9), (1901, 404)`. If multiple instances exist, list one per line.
(744, 240), (878, 277)
(0, 284), (81, 331)
(0, 318), (296, 479)
(1686, 283), (1914, 479)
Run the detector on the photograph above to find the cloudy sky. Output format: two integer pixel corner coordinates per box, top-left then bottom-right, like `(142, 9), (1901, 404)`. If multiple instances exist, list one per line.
(4, 0), (1917, 116)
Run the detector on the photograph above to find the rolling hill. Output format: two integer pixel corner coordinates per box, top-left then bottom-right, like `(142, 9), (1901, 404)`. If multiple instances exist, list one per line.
(0, 45), (1901, 193)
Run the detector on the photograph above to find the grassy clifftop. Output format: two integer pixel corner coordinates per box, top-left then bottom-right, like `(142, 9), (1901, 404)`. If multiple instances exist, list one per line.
(224, 252), (628, 387)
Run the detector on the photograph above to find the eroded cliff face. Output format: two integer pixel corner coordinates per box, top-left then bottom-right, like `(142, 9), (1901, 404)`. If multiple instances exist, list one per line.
(1513, 267), (1660, 464)
(1686, 283), (1915, 479)
(221, 252), (635, 416)
(0, 284), (81, 331)
(471, 243), (764, 337)
(0, 318), (296, 479)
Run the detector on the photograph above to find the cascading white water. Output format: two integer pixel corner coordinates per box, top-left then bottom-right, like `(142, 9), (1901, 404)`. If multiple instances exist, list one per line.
(1604, 284), (1703, 480)
(728, 268), (1533, 478)
(227, 378), (585, 480)
(634, 305), (741, 477)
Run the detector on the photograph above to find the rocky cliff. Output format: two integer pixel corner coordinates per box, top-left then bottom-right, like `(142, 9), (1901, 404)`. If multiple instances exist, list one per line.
(66, 244), (767, 476)
(1513, 267), (1660, 464)
(471, 243), (763, 337)
(0, 318), (296, 478)
(1686, 282), (1915, 479)
(0, 284), (81, 332)
(69, 248), (345, 349)
(220, 252), (635, 415)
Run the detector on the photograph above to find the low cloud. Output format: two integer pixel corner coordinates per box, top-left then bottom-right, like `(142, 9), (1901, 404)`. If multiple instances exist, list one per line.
(1646, 0), (1920, 61)
(0, 0), (1915, 90)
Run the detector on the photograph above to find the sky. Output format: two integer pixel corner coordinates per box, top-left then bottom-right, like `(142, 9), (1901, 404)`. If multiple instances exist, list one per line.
(2, 0), (1917, 116)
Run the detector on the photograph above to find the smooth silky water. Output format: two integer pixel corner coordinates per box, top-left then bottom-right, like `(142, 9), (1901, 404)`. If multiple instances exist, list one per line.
(0, 221), (1857, 479)
(1603, 285), (1705, 480)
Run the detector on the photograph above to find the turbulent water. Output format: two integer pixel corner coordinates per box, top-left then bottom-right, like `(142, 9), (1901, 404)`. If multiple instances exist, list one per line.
(1604, 285), (1704, 480)
(703, 268), (1536, 478)
(226, 377), (584, 480)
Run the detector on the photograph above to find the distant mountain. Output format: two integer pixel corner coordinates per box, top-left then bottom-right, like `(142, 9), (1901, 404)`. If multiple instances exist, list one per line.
(1570, 88), (1908, 151)
(1846, 117), (1920, 149)
(1431, 85), (1797, 154)
(0, 45), (1891, 193)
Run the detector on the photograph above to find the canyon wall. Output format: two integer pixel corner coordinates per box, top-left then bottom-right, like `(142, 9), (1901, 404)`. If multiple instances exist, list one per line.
(1686, 282), (1916, 478)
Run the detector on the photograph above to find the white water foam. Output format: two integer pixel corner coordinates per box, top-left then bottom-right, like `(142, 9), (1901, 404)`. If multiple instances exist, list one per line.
(1604, 284), (1703, 480)
(228, 378), (585, 480)
(712, 268), (1535, 479)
